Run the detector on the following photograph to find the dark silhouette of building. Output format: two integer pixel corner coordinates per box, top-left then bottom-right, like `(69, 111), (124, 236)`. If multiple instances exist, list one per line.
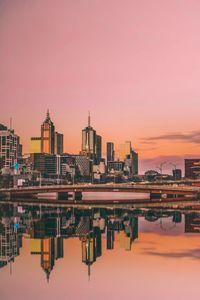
(106, 142), (115, 163)
(185, 159), (200, 179)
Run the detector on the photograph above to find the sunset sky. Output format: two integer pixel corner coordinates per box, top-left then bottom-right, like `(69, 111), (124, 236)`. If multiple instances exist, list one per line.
(1, 0), (200, 173)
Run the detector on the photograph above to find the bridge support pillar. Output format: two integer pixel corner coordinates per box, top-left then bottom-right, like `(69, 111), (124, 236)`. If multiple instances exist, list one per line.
(57, 192), (69, 200)
(150, 193), (162, 200)
(150, 193), (184, 200)
(74, 191), (82, 200)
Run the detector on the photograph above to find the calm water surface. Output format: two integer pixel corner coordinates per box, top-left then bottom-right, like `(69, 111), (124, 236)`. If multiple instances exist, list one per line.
(0, 200), (200, 300)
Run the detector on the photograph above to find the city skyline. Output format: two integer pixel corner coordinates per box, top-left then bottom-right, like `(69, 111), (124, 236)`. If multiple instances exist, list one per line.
(1, 110), (199, 173)
(1, 1), (200, 173)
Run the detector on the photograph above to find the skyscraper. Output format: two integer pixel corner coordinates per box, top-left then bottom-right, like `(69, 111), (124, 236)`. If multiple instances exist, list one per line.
(95, 135), (102, 164)
(54, 132), (64, 155)
(0, 124), (20, 170)
(120, 141), (139, 175)
(41, 110), (55, 154)
(81, 113), (96, 160)
(106, 142), (115, 162)
(119, 141), (132, 161)
(30, 137), (42, 153)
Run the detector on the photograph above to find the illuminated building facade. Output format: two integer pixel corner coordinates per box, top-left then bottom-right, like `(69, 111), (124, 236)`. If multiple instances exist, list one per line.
(41, 110), (55, 154)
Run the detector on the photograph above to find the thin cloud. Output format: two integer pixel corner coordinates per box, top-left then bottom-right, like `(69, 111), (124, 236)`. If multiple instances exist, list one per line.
(141, 130), (200, 144)
(143, 248), (200, 260)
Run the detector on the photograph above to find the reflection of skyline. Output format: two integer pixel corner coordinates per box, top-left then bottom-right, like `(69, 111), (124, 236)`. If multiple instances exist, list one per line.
(0, 203), (198, 281)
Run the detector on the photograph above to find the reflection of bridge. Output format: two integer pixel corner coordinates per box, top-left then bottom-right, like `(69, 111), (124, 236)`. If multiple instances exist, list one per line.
(0, 183), (200, 201)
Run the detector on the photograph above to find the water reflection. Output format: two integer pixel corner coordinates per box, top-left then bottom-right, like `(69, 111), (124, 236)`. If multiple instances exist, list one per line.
(1, 202), (199, 284)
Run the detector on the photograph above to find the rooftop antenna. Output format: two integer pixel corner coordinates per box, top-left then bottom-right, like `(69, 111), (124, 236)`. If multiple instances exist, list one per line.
(88, 263), (91, 281)
(47, 109), (50, 119)
(10, 117), (12, 130)
(88, 111), (91, 127)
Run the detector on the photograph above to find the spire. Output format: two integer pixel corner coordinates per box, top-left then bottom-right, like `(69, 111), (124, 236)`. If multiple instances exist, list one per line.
(88, 263), (91, 281)
(44, 109), (52, 123)
(47, 109), (50, 120)
(88, 111), (91, 127)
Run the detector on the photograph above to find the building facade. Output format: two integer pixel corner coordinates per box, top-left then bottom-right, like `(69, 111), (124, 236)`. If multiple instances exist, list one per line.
(185, 159), (200, 178)
(95, 135), (102, 164)
(81, 113), (96, 159)
(30, 137), (42, 153)
(106, 142), (114, 163)
(41, 110), (55, 154)
(54, 132), (64, 155)
(0, 124), (20, 170)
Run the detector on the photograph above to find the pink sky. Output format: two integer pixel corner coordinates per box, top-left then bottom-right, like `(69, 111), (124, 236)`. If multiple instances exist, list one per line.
(1, 0), (200, 172)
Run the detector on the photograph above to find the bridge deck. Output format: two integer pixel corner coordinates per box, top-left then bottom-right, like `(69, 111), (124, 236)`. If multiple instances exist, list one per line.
(0, 183), (199, 196)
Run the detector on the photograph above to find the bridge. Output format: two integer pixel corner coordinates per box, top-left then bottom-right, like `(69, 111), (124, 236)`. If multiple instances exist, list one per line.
(0, 183), (200, 201)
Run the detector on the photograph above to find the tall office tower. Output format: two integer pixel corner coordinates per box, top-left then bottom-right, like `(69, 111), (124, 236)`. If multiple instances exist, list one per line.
(120, 141), (139, 175)
(81, 113), (96, 159)
(54, 132), (64, 155)
(106, 142), (114, 162)
(119, 141), (132, 161)
(132, 150), (138, 175)
(30, 137), (42, 153)
(0, 124), (20, 170)
(41, 110), (55, 154)
(17, 136), (23, 158)
(95, 135), (102, 164)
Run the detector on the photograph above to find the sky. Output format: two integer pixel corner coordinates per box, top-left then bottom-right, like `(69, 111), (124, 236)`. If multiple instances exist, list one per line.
(1, 0), (200, 173)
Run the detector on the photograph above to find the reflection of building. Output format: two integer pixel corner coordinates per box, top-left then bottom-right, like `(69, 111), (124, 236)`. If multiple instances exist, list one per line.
(130, 217), (138, 240)
(30, 239), (42, 254)
(94, 227), (102, 257)
(41, 238), (55, 282)
(81, 235), (96, 279)
(54, 237), (64, 260)
(30, 236), (64, 281)
(185, 213), (200, 233)
(41, 110), (55, 154)
(0, 219), (19, 268)
(107, 230), (115, 250)
(185, 159), (200, 179)
(118, 231), (131, 251)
